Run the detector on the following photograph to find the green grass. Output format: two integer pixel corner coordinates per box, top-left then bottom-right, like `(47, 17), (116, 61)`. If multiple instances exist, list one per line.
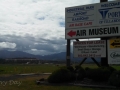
(111, 65), (120, 70)
(0, 64), (63, 75)
(0, 64), (98, 75)
(0, 64), (120, 75)
(80, 64), (99, 69)
(0, 64), (120, 90)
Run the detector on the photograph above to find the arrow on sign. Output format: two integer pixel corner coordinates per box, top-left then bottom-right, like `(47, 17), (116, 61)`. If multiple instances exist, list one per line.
(67, 30), (76, 37)
(111, 42), (120, 46)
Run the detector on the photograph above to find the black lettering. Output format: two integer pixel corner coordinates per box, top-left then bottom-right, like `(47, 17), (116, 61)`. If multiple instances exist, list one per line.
(89, 29), (94, 35)
(108, 27), (111, 34)
(76, 30), (80, 36)
(99, 28), (103, 35)
(104, 28), (108, 34)
(112, 27), (118, 33)
(95, 29), (98, 35)
(89, 27), (118, 36)
(76, 30), (86, 36)
(83, 30), (86, 36)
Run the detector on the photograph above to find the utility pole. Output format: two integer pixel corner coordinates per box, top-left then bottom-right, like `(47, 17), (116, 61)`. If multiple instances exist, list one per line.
(100, 0), (109, 67)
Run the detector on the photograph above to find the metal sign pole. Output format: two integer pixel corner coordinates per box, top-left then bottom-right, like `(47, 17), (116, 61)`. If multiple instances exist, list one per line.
(100, 0), (109, 67)
(100, 0), (108, 2)
(66, 39), (70, 67)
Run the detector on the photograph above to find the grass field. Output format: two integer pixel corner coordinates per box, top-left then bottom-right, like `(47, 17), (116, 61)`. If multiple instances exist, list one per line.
(0, 75), (115, 90)
(0, 64), (64, 75)
(0, 64), (120, 90)
(0, 64), (120, 75)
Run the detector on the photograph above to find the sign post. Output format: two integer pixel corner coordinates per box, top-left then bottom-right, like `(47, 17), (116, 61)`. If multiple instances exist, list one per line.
(100, 0), (108, 67)
(100, 0), (107, 2)
(66, 39), (70, 66)
(65, 0), (120, 66)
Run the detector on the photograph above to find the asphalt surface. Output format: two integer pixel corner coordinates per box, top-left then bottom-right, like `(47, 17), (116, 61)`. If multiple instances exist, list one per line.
(0, 73), (51, 81)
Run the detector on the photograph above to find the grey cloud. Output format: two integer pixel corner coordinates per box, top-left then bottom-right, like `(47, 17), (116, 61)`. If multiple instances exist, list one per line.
(0, 35), (34, 50)
(0, 0), (97, 55)
(0, 34), (66, 55)
(38, 38), (66, 45)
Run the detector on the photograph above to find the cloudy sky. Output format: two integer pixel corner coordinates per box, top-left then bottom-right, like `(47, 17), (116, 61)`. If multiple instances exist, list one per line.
(0, 0), (114, 55)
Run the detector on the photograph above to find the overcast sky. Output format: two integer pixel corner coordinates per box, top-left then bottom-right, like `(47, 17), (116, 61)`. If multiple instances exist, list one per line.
(0, 0), (114, 55)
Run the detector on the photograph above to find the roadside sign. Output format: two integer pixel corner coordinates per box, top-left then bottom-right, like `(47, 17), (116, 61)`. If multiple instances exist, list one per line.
(97, 1), (120, 26)
(73, 40), (106, 57)
(108, 39), (120, 64)
(65, 1), (120, 39)
(110, 39), (120, 49)
(65, 25), (120, 39)
(65, 4), (97, 29)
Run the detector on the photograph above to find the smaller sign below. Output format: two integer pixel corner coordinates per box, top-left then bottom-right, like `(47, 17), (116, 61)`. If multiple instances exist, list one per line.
(73, 40), (106, 58)
(108, 51), (120, 64)
(108, 39), (120, 64)
(110, 39), (120, 49)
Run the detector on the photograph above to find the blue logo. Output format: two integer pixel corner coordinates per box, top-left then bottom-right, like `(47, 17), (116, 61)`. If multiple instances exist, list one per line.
(99, 8), (111, 19)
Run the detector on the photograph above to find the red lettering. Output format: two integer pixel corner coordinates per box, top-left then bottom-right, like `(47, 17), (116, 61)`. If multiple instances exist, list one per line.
(69, 24), (74, 27)
(87, 41), (93, 44)
(84, 22), (92, 26)
(75, 23), (83, 26)
(94, 41), (104, 44)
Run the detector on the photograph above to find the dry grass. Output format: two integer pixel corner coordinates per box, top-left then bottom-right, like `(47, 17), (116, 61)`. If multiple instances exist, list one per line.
(0, 75), (111, 90)
(0, 64), (120, 90)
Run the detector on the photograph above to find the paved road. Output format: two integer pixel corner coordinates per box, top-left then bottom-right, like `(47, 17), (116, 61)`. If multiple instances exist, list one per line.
(0, 73), (51, 81)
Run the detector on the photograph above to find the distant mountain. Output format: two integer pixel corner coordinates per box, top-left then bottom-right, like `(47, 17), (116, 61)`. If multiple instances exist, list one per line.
(0, 50), (41, 59)
(42, 52), (67, 60)
(0, 50), (100, 62)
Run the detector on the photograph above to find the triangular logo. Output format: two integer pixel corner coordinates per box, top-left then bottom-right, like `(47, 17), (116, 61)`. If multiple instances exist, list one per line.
(99, 8), (111, 19)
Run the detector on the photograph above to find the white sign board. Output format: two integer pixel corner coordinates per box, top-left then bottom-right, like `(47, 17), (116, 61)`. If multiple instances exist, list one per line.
(66, 25), (120, 39)
(73, 40), (106, 57)
(97, 1), (120, 26)
(65, 4), (97, 29)
(65, 1), (120, 39)
(108, 39), (120, 64)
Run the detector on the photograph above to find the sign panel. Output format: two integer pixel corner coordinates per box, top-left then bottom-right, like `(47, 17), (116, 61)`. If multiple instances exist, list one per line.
(73, 40), (106, 57)
(66, 25), (120, 39)
(108, 39), (120, 64)
(97, 1), (120, 26)
(110, 39), (120, 49)
(65, 4), (97, 29)
(65, 1), (120, 39)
